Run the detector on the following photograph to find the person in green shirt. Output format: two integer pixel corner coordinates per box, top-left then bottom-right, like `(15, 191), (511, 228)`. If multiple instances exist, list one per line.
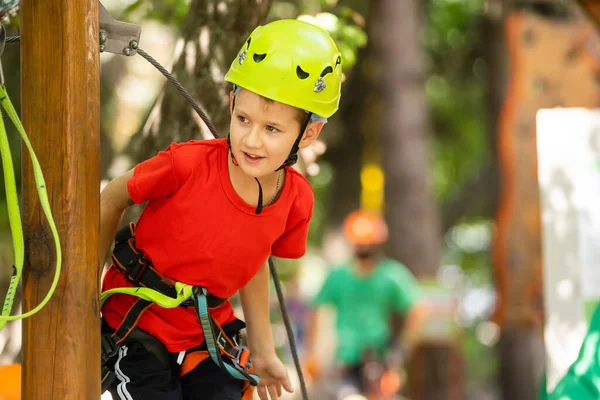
(304, 210), (423, 397)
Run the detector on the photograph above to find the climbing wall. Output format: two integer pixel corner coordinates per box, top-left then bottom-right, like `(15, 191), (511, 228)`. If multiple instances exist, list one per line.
(493, 8), (600, 330)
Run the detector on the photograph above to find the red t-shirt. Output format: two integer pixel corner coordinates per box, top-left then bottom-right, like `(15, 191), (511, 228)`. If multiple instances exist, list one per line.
(101, 138), (313, 352)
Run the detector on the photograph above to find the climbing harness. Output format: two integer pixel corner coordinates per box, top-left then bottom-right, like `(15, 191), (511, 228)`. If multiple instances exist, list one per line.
(100, 223), (258, 393)
(3, 4), (310, 398)
(0, 22), (62, 331)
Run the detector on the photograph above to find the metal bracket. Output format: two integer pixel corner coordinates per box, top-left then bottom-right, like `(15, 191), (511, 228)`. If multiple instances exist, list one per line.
(0, 0), (19, 25)
(99, 2), (141, 56)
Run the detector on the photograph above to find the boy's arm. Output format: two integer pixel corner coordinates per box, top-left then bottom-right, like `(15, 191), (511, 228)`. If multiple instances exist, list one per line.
(239, 261), (274, 355)
(98, 169), (135, 272)
(240, 261), (294, 399)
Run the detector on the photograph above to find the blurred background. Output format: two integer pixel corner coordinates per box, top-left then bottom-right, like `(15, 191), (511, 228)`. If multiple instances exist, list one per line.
(2, 0), (600, 399)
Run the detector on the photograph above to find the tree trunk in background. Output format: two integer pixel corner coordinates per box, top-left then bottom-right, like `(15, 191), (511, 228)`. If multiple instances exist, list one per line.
(373, 0), (440, 278)
(126, 0), (272, 163)
(372, 1), (465, 399)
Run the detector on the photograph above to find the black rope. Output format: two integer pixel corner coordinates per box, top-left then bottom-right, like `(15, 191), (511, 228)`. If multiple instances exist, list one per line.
(5, 33), (310, 400)
(269, 257), (309, 400)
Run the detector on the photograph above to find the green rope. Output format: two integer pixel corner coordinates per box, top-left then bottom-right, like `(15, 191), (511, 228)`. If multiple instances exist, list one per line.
(0, 85), (61, 328)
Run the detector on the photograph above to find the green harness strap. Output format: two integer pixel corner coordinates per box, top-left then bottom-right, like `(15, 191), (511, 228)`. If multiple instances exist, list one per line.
(0, 85), (62, 329)
(99, 281), (194, 309)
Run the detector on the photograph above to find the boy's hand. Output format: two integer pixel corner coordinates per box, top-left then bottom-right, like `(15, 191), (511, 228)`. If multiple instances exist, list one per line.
(252, 353), (293, 400)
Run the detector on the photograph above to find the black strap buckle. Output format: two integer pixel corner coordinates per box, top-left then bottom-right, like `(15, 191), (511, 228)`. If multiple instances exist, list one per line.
(124, 256), (151, 284)
(101, 333), (118, 363)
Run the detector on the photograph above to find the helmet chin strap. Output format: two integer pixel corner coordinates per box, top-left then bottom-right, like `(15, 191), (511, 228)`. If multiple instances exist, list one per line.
(227, 95), (313, 214)
(275, 112), (312, 171)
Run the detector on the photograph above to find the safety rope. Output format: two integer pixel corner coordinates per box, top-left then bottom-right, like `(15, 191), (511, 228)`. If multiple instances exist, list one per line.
(136, 48), (220, 139)
(269, 257), (309, 400)
(6, 33), (310, 399)
(0, 85), (62, 328)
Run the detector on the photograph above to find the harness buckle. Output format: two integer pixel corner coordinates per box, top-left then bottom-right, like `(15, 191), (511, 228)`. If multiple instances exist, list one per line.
(233, 345), (252, 373)
(125, 256), (150, 284)
(101, 333), (119, 362)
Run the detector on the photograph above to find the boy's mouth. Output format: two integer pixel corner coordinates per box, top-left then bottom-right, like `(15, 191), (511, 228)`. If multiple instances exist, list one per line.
(242, 151), (265, 165)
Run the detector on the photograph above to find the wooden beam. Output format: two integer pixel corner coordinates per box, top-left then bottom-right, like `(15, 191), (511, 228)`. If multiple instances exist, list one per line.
(20, 1), (100, 398)
(576, 0), (600, 30)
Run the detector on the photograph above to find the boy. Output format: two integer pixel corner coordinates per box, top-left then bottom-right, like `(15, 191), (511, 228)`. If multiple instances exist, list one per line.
(98, 19), (342, 400)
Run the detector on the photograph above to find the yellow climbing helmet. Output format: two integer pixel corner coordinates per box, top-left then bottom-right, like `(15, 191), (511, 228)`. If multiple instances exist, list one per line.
(224, 19), (343, 119)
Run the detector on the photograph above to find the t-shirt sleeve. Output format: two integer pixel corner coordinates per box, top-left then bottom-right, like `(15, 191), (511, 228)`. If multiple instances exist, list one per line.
(271, 178), (314, 259)
(127, 142), (191, 204)
(386, 262), (421, 314)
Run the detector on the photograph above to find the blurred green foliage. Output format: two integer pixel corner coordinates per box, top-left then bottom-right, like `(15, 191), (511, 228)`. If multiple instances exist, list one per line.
(424, 0), (489, 202)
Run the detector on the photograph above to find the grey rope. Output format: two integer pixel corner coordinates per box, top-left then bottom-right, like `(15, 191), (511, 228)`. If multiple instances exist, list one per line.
(6, 33), (310, 400)
(136, 48), (220, 139)
(269, 257), (310, 400)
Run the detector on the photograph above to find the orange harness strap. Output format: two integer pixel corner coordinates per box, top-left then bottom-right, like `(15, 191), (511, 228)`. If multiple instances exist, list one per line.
(179, 349), (255, 398)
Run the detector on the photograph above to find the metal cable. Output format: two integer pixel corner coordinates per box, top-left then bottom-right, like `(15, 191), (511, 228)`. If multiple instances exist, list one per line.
(268, 257), (309, 400)
(136, 48), (220, 139)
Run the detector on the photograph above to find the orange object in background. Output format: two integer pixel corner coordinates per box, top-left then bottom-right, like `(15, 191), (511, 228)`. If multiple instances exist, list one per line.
(343, 210), (388, 246)
(0, 364), (21, 400)
(380, 369), (401, 396)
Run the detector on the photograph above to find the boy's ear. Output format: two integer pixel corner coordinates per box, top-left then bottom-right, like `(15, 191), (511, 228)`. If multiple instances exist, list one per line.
(298, 121), (325, 149)
(229, 91), (235, 114)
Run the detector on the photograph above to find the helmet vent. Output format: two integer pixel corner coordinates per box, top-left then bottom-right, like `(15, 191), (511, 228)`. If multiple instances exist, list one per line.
(320, 66), (333, 78)
(296, 66), (310, 80)
(253, 53), (267, 63)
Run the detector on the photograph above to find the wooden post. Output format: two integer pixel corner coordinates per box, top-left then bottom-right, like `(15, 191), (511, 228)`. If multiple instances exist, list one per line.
(576, 0), (600, 30)
(20, 1), (100, 398)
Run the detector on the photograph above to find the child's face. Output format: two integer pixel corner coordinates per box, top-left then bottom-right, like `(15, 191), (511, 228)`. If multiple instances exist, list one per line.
(229, 89), (323, 178)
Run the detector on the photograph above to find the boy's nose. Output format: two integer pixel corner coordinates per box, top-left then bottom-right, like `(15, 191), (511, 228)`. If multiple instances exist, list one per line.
(243, 127), (263, 149)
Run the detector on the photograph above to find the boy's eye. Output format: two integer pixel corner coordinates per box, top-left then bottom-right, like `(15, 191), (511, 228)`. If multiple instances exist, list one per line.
(237, 116), (248, 123)
(266, 125), (279, 133)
